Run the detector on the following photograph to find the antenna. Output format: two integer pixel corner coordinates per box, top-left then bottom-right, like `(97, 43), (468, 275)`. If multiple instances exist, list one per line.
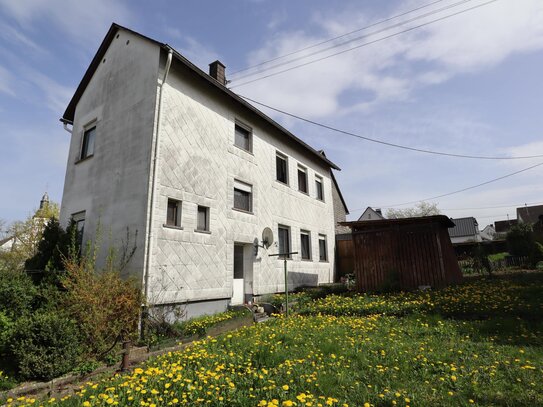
(254, 227), (274, 255)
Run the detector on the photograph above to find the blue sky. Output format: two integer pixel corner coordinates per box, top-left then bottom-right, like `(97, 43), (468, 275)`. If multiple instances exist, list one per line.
(1, 0), (542, 228)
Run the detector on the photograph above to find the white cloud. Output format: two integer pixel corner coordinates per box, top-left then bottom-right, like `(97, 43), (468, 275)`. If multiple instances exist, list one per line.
(230, 0), (543, 118)
(164, 27), (221, 71)
(0, 65), (15, 96)
(0, 0), (133, 46)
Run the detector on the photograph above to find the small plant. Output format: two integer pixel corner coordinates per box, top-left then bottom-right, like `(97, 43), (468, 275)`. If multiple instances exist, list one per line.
(72, 359), (101, 376)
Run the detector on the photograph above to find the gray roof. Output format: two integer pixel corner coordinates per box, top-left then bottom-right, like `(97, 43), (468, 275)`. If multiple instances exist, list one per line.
(448, 217), (479, 238)
(517, 205), (543, 225)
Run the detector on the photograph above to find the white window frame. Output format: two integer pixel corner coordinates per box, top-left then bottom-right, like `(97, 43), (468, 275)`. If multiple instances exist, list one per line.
(315, 175), (324, 201)
(234, 121), (252, 152)
(300, 230), (312, 261)
(276, 152), (289, 185)
(318, 234), (328, 262)
(80, 120), (97, 160)
(165, 198), (182, 228)
(233, 179), (253, 213)
(297, 165), (308, 194)
(196, 205), (210, 232)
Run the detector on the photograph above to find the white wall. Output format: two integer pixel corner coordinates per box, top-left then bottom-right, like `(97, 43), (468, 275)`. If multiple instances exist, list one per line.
(147, 60), (336, 305)
(60, 30), (160, 278)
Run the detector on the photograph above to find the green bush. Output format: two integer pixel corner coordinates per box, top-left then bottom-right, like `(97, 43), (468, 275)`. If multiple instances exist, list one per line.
(0, 270), (37, 318)
(0, 311), (13, 354)
(8, 312), (82, 381)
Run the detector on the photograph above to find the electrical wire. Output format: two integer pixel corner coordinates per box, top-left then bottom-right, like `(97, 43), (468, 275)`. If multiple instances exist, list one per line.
(350, 200), (543, 213)
(239, 95), (543, 160)
(229, 0), (500, 89)
(230, 0), (474, 81)
(229, 0), (449, 76)
(381, 161), (543, 207)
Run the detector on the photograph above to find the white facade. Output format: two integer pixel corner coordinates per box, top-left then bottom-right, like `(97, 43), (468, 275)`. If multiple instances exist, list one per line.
(60, 26), (338, 316)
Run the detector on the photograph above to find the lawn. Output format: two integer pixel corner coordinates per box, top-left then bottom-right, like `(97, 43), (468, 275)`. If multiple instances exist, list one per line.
(4, 272), (543, 407)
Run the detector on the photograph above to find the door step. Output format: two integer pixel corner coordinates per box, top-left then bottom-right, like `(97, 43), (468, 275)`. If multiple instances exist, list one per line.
(253, 312), (269, 323)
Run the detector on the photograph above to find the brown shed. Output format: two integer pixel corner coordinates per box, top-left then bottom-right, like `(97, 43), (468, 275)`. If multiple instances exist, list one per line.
(341, 215), (462, 292)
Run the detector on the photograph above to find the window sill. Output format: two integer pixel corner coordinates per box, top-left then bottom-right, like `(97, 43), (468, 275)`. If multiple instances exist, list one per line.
(233, 144), (254, 155)
(275, 180), (289, 187)
(316, 198), (325, 202)
(298, 190), (309, 195)
(75, 154), (94, 164)
(319, 260), (329, 263)
(194, 229), (211, 234)
(301, 258), (312, 262)
(232, 207), (254, 215)
(163, 224), (183, 230)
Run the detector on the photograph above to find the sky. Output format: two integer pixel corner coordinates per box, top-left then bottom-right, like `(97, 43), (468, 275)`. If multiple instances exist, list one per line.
(0, 0), (542, 229)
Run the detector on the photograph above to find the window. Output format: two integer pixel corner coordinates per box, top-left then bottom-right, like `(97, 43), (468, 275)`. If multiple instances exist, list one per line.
(80, 126), (96, 159)
(315, 176), (324, 201)
(166, 199), (181, 227)
(298, 166), (308, 193)
(300, 230), (311, 260)
(71, 211), (85, 246)
(276, 153), (288, 184)
(233, 180), (252, 212)
(318, 234), (328, 262)
(233, 245), (244, 279)
(278, 225), (291, 259)
(197, 206), (210, 232)
(234, 123), (252, 152)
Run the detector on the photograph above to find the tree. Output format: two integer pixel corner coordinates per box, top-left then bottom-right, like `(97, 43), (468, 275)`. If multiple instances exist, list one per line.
(385, 202), (441, 219)
(0, 202), (59, 273)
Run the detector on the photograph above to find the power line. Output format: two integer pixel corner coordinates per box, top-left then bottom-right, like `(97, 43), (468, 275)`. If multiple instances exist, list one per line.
(239, 95), (543, 160)
(382, 161), (543, 207)
(350, 200), (543, 213)
(229, 0), (448, 76)
(230, 0), (474, 81)
(229, 0), (500, 89)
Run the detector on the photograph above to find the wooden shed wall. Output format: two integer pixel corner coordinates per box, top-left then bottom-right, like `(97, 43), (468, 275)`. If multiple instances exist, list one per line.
(351, 221), (462, 292)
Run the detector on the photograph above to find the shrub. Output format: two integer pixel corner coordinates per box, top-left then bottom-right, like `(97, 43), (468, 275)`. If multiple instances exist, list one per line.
(0, 311), (13, 354)
(0, 270), (37, 318)
(8, 312), (81, 381)
(62, 254), (143, 358)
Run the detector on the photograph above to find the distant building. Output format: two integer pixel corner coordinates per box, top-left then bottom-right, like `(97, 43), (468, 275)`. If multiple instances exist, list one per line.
(517, 205), (543, 225)
(448, 217), (481, 244)
(480, 224), (496, 241)
(358, 207), (385, 221)
(494, 219), (517, 238)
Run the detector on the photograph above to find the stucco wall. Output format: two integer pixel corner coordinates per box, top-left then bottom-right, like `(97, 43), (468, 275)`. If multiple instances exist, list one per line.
(147, 60), (336, 305)
(331, 178), (350, 234)
(60, 30), (160, 278)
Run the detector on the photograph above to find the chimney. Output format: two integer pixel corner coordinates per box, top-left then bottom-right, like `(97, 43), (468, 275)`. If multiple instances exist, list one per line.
(209, 60), (226, 85)
(375, 208), (382, 216)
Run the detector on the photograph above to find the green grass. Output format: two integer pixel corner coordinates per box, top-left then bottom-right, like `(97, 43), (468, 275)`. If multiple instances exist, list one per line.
(4, 272), (543, 407)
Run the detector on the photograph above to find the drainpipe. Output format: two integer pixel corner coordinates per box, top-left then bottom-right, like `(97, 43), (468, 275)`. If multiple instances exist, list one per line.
(62, 122), (73, 134)
(143, 48), (173, 312)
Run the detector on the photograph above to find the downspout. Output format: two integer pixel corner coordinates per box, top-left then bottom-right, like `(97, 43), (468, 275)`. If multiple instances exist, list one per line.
(62, 122), (73, 134)
(143, 48), (173, 307)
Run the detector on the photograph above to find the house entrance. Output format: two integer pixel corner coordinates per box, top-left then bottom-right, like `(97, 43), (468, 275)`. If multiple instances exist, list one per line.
(232, 243), (252, 305)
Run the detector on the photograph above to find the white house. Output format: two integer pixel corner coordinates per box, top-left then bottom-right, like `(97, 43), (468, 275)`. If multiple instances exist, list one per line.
(358, 207), (384, 221)
(59, 24), (340, 318)
(448, 217), (482, 244)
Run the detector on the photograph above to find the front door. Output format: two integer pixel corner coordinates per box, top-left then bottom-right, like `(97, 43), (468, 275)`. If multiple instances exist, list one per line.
(232, 244), (244, 305)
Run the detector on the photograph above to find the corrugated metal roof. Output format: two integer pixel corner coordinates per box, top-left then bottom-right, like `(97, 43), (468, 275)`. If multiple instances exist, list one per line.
(448, 217), (479, 238)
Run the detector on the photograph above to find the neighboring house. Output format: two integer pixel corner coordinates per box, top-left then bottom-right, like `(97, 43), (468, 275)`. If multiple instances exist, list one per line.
(0, 236), (15, 252)
(59, 24), (340, 318)
(330, 172), (350, 234)
(480, 224), (496, 241)
(517, 205), (543, 226)
(358, 207), (384, 221)
(448, 217), (482, 244)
